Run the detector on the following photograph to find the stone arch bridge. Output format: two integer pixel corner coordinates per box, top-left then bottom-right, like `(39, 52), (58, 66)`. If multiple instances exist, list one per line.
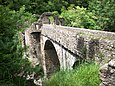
(22, 12), (115, 77)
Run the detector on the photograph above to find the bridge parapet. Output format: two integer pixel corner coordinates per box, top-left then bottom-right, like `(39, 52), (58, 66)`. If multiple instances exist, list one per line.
(42, 24), (115, 65)
(37, 12), (64, 26)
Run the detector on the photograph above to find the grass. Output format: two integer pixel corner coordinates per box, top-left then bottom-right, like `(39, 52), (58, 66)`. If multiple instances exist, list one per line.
(44, 62), (100, 86)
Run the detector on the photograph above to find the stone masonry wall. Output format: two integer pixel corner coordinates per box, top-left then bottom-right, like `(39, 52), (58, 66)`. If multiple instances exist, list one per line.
(24, 24), (41, 67)
(41, 24), (115, 65)
(100, 59), (115, 86)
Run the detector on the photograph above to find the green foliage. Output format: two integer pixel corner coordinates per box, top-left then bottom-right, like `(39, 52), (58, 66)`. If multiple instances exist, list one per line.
(44, 62), (100, 86)
(88, 0), (115, 31)
(0, 0), (89, 14)
(0, 0), (68, 14)
(1, 0), (115, 32)
(65, 0), (90, 8)
(61, 5), (101, 30)
(45, 0), (68, 14)
(33, 65), (44, 77)
(48, 16), (54, 24)
(0, 5), (39, 85)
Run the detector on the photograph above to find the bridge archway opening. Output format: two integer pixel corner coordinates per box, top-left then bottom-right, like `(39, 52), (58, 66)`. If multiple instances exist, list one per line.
(72, 59), (82, 69)
(72, 60), (80, 69)
(44, 40), (60, 76)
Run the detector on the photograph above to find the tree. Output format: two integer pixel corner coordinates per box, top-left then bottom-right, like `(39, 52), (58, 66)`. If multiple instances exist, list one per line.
(88, 0), (115, 31)
(60, 5), (100, 30)
(0, 0), (68, 14)
(0, 6), (41, 85)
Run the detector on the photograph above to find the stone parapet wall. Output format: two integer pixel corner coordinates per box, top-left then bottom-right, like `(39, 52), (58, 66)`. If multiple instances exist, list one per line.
(41, 24), (115, 64)
(100, 59), (115, 86)
(24, 23), (41, 67)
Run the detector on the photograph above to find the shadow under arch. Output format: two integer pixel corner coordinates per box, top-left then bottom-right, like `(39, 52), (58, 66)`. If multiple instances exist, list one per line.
(44, 40), (60, 77)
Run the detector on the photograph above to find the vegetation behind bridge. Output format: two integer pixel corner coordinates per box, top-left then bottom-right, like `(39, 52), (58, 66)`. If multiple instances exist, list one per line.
(1, 0), (114, 31)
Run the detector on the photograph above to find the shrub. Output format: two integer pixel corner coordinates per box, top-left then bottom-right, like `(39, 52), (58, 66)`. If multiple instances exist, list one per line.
(44, 62), (100, 86)
(60, 5), (101, 30)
